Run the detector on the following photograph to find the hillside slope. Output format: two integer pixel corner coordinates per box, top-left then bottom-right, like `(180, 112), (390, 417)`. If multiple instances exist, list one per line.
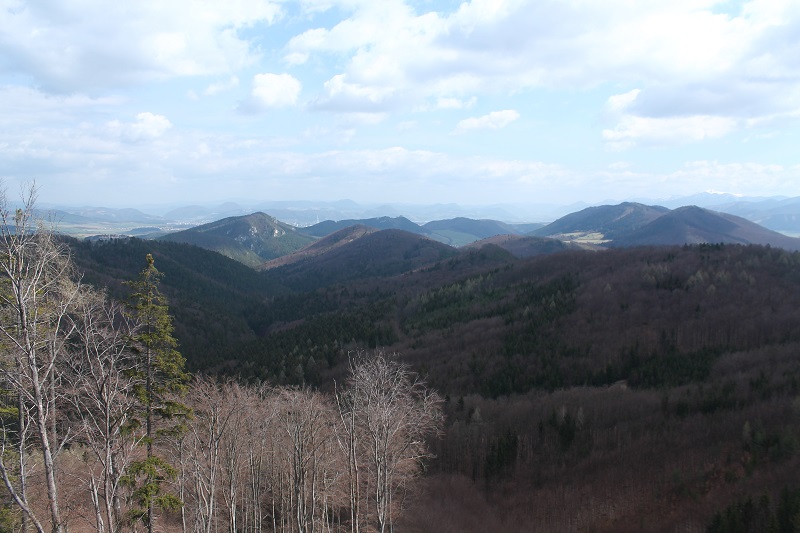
(423, 217), (520, 246)
(300, 216), (425, 238)
(614, 206), (800, 250)
(465, 234), (593, 257)
(531, 202), (668, 243)
(262, 228), (459, 291)
(260, 225), (378, 270)
(67, 234), (800, 533)
(160, 212), (315, 267)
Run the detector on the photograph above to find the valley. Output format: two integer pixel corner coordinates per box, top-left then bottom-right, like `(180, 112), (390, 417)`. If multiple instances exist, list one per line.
(59, 200), (800, 532)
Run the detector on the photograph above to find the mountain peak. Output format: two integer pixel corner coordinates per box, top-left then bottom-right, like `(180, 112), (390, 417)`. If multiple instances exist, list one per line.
(160, 212), (315, 267)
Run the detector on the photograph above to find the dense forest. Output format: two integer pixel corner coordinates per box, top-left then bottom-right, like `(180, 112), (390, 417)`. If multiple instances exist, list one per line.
(0, 197), (442, 533)
(4, 193), (800, 531)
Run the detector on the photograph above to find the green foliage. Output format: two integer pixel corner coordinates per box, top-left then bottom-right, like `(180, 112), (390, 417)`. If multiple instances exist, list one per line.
(125, 254), (191, 409)
(0, 505), (19, 533)
(123, 456), (183, 523)
(124, 254), (190, 530)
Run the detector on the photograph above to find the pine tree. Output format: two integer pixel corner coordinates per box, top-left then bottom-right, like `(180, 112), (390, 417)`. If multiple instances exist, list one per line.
(124, 254), (190, 533)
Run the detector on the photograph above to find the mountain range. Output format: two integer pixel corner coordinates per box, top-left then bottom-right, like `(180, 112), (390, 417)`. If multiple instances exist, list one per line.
(38, 192), (800, 236)
(132, 202), (800, 268)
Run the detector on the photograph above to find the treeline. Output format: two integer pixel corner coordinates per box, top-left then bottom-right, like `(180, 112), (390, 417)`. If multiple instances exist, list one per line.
(0, 192), (442, 533)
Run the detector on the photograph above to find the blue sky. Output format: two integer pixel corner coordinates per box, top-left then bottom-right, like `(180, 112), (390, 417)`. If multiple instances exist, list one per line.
(1, 0), (799, 208)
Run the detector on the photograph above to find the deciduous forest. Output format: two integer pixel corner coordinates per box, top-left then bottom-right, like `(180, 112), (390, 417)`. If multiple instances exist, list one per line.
(3, 190), (800, 532)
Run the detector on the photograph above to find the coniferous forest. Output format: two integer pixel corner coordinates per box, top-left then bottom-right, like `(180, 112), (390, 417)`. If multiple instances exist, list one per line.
(4, 192), (800, 532)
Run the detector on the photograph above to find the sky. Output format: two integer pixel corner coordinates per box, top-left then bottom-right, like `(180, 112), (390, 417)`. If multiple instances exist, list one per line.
(1, 0), (800, 209)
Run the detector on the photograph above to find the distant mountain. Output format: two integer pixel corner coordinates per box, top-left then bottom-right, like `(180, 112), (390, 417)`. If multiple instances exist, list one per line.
(66, 207), (165, 224)
(531, 202), (669, 243)
(507, 222), (546, 234)
(260, 225), (378, 270)
(160, 212), (316, 267)
(712, 196), (800, 234)
(163, 203), (249, 223)
(300, 216), (538, 247)
(613, 205), (800, 250)
(652, 192), (752, 209)
(422, 218), (519, 246)
(299, 216), (426, 238)
(534, 202), (800, 250)
(261, 229), (458, 291)
(35, 209), (95, 226)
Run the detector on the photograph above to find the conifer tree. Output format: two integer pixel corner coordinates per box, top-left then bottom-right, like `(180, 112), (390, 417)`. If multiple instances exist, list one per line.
(125, 254), (190, 533)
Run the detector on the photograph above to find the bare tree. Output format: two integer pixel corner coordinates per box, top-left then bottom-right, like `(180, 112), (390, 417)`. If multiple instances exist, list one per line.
(347, 353), (443, 533)
(0, 185), (79, 533)
(240, 384), (272, 533)
(334, 381), (363, 533)
(273, 388), (340, 533)
(63, 287), (144, 533)
(179, 377), (242, 533)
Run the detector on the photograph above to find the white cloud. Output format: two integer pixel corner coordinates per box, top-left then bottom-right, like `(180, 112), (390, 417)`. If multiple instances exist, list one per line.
(311, 74), (398, 112)
(241, 73), (302, 111)
(601, 86), (747, 149)
(594, 159), (799, 200)
(602, 115), (737, 151)
(605, 89), (641, 114)
(0, 0), (282, 93)
(204, 76), (240, 96)
(436, 96), (478, 110)
(456, 110), (520, 133)
(106, 112), (172, 143)
(285, 0), (800, 142)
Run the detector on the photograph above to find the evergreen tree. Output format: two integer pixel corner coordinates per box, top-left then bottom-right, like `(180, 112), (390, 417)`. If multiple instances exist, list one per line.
(124, 254), (190, 533)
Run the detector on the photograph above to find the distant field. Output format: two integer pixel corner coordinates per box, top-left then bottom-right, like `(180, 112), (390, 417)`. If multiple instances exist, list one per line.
(553, 231), (611, 244)
(54, 220), (190, 238)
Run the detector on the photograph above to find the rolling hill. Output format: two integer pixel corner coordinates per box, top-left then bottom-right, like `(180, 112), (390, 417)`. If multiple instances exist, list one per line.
(613, 205), (800, 250)
(422, 217), (520, 246)
(534, 202), (800, 250)
(531, 202), (669, 243)
(159, 212), (316, 267)
(260, 224), (379, 270)
(299, 216), (425, 238)
(261, 228), (459, 291)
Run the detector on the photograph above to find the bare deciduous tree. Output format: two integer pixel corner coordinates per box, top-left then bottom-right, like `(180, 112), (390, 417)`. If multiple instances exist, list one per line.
(0, 185), (80, 533)
(179, 377), (242, 533)
(273, 387), (339, 533)
(63, 287), (144, 533)
(347, 352), (443, 533)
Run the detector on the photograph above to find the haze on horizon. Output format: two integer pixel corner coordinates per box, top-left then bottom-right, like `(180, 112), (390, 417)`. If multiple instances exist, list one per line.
(1, 0), (799, 209)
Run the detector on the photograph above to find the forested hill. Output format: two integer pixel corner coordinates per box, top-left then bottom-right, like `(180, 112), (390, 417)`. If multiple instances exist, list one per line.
(71, 236), (800, 396)
(160, 212), (315, 267)
(67, 235), (800, 531)
(68, 236), (286, 368)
